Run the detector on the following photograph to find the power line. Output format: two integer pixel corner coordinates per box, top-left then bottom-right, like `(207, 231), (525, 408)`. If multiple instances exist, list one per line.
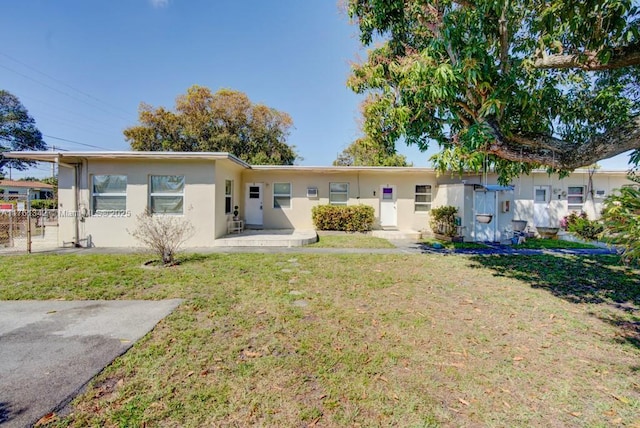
(43, 134), (112, 150)
(0, 50), (135, 118)
(0, 62), (131, 122)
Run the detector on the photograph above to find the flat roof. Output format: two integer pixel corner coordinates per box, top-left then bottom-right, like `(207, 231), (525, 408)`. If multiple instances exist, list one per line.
(3, 151), (251, 169)
(4, 151), (629, 174)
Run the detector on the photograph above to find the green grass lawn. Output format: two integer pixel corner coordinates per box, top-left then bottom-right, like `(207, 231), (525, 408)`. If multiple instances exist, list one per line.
(1, 252), (639, 427)
(516, 238), (600, 249)
(309, 233), (396, 248)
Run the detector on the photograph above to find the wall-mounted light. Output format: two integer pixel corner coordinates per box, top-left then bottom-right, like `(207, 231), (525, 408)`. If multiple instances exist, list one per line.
(373, 190), (376, 196)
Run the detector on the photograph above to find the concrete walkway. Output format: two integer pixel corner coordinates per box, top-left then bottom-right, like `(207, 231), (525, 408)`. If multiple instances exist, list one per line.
(0, 300), (182, 428)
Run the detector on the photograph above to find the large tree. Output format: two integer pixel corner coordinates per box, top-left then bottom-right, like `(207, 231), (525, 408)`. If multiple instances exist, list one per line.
(124, 85), (298, 165)
(334, 136), (410, 166)
(0, 90), (47, 173)
(347, 0), (640, 182)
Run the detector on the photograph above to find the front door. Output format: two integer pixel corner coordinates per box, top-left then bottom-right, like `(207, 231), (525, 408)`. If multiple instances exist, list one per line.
(245, 183), (263, 226)
(380, 185), (397, 228)
(474, 190), (497, 242)
(533, 185), (551, 227)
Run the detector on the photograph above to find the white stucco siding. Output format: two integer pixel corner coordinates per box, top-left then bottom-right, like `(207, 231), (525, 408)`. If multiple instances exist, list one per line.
(213, 160), (245, 238)
(241, 169), (438, 231)
(60, 159), (217, 247)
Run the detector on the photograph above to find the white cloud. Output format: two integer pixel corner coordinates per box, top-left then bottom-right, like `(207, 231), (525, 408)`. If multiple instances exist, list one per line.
(149, 0), (169, 8)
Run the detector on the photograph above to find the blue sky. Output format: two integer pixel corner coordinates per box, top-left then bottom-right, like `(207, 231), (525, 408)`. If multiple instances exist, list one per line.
(0, 0), (630, 179)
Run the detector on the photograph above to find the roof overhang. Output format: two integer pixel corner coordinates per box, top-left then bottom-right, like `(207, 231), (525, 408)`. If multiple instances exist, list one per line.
(474, 184), (515, 192)
(250, 165), (437, 173)
(3, 151), (251, 169)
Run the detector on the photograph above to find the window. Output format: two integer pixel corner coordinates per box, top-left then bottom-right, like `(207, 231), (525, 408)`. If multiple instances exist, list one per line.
(534, 187), (548, 203)
(225, 180), (233, 214)
(92, 175), (126, 214)
(567, 186), (585, 210)
(273, 182), (291, 209)
(414, 185), (432, 212)
(329, 182), (349, 205)
(149, 175), (185, 214)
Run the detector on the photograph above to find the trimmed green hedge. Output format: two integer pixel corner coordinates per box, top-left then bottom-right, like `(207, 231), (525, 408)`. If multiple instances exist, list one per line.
(312, 204), (374, 232)
(30, 200), (57, 209)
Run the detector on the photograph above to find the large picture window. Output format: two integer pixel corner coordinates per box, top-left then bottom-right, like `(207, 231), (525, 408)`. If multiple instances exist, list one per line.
(92, 175), (126, 214)
(567, 186), (585, 211)
(150, 175), (185, 214)
(273, 182), (291, 209)
(329, 182), (349, 205)
(414, 185), (432, 212)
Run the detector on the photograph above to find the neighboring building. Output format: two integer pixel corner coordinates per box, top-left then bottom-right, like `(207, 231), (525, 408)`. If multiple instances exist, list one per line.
(0, 179), (55, 202)
(3, 151), (633, 247)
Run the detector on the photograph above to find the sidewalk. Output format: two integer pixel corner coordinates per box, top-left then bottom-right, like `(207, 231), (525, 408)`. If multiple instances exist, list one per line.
(2, 240), (617, 257)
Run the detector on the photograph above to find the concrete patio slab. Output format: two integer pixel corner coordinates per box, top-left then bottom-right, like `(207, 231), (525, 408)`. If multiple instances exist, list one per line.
(213, 229), (318, 247)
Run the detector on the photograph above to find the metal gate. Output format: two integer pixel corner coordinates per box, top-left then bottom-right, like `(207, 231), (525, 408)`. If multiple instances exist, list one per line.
(0, 209), (58, 253)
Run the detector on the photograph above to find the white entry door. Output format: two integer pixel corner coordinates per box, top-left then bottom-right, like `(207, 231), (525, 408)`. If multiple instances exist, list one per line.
(474, 190), (497, 242)
(380, 185), (397, 228)
(533, 185), (551, 227)
(245, 183), (263, 226)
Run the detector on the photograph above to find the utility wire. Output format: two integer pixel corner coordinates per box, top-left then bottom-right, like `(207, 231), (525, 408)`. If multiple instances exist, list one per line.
(0, 62), (131, 122)
(0, 50), (135, 118)
(43, 134), (112, 150)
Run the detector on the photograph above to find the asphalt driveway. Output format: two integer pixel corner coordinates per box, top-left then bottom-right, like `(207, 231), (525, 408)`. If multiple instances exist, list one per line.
(0, 299), (182, 428)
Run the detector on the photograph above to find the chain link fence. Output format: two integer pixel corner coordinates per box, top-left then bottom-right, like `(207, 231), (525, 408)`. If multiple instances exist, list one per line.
(0, 209), (59, 253)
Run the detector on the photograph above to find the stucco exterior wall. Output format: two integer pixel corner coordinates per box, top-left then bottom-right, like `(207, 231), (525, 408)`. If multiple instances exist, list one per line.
(513, 170), (631, 228)
(58, 159), (219, 247)
(241, 169), (438, 231)
(213, 160), (244, 238)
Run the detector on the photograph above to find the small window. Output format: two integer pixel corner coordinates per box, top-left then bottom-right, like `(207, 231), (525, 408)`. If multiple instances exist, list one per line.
(225, 180), (233, 214)
(249, 186), (260, 199)
(307, 187), (318, 198)
(567, 186), (585, 210)
(150, 175), (185, 214)
(534, 188), (547, 203)
(329, 182), (349, 205)
(92, 175), (127, 214)
(273, 182), (291, 209)
(414, 185), (432, 212)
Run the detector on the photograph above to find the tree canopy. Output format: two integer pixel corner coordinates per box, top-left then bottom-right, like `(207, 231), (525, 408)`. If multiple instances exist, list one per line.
(347, 0), (640, 182)
(124, 86), (298, 165)
(334, 136), (409, 166)
(0, 90), (47, 173)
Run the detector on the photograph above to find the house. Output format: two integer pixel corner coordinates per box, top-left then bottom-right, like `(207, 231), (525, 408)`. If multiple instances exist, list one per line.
(0, 179), (55, 203)
(3, 151), (633, 247)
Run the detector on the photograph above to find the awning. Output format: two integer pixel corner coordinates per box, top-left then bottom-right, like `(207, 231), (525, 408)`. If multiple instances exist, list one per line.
(474, 184), (515, 192)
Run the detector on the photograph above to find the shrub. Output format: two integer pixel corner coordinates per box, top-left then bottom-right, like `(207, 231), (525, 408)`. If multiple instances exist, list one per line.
(30, 199), (57, 209)
(312, 205), (374, 232)
(129, 209), (195, 265)
(601, 185), (640, 264)
(567, 216), (604, 241)
(560, 211), (587, 230)
(429, 205), (459, 237)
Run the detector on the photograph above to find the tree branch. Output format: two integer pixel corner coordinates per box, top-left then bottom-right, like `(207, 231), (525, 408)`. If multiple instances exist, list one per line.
(533, 43), (640, 71)
(485, 116), (640, 169)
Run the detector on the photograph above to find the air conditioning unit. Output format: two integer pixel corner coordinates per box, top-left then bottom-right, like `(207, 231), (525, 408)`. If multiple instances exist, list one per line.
(306, 187), (318, 198)
(595, 189), (606, 199)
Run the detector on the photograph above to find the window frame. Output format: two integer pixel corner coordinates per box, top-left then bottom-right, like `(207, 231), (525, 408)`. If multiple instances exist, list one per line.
(149, 175), (185, 215)
(225, 179), (233, 215)
(567, 185), (585, 211)
(273, 182), (292, 209)
(414, 184), (432, 212)
(329, 182), (349, 206)
(91, 174), (127, 215)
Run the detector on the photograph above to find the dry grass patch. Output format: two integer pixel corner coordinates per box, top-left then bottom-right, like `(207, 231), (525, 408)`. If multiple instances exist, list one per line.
(0, 253), (639, 426)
